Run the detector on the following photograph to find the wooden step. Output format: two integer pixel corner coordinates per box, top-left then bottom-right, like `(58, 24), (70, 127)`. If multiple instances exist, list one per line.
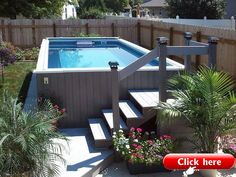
(129, 89), (160, 108)
(88, 118), (112, 148)
(119, 100), (143, 127)
(102, 109), (128, 132)
(119, 100), (143, 119)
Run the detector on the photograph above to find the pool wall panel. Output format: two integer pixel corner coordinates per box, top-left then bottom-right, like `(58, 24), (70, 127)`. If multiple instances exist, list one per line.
(36, 70), (178, 128)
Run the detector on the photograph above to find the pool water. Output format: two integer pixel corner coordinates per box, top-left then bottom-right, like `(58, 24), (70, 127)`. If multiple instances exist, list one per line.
(48, 41), (159, 68)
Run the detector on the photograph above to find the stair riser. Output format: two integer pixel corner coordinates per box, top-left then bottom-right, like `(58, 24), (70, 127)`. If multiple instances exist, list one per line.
(95, 140), (112, 148)
(129, 95), (144, 114)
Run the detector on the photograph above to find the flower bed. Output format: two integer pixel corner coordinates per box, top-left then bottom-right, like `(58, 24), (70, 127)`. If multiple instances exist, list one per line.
(112, 128), (175, 174)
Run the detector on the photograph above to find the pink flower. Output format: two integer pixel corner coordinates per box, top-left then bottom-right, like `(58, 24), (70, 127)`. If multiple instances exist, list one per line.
(132, 143), (137, 147)
(139, 155), (144, 158)
(136, 128), (142, 133)
(129, 132), (133, 137)
(147, 140), (153, 145)
(54, 105), (59, 109)
(161, 135), (172, 139)
(136, 145), (142, 150)
(60, 108), (66, 113)
(130, 127), (135, 132)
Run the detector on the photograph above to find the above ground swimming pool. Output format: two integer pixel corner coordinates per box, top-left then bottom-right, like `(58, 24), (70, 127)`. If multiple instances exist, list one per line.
(36, 37), (183, 71)
(35, 37), (184, 127)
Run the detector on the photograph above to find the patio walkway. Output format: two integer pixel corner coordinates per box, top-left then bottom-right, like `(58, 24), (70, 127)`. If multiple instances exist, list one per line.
(97, 162), (236, 177)
(56, 128), (114, 177)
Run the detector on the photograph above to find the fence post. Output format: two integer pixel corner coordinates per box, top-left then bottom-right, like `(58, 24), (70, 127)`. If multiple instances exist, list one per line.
(109, 61), (120, 132)
(169, 27), (174, 46)
(150, 24), (154, 49)
(1, 20), (6, 41)
(85, 23), (89, 35)
(157, 37), (168, 102)
(184, 32), (192, 72)
(196, 31), (202, 69)
(32, 19), (36, 46)
(137, 21), (141, 45)
(53, 23), (56, 37)
(208, 37), (219, 68)
(111, 23), (115, 37)
(8, 21), (12, 43)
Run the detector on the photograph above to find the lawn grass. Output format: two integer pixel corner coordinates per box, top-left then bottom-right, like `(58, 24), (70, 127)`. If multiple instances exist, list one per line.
(0, 61), (36, 99)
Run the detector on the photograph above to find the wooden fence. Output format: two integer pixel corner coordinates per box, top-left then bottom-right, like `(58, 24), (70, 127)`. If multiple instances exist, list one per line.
(0, 18), (236, 78)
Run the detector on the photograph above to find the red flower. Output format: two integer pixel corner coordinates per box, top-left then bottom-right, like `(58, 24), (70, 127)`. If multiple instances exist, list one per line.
(130, 127), (135, 132)
(132, 143), (138, 147)
(54, 105), (59, 109)
(136, 145), (142, 150)
(136, 128), (142, 133)
(147, 140), (153, 145)
(60, 108), (66, 113)
(161, 135), (172, 139)
(129, 132), (133, 137)
(139, 155), (144, 158)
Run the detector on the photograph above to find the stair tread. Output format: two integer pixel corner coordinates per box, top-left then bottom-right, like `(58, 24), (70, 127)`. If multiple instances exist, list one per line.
(88, 118), (112, 141)
(102, 109), (128, 130)
(129, 89), (160, 108)
(119, 100), (142, 119)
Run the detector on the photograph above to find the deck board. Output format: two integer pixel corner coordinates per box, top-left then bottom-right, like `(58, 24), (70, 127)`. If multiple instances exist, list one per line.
(88, 118), (112, 141)
(102, 109), (128, 130)
(119, 100), (142, 119)
(129, 90), (160, 108)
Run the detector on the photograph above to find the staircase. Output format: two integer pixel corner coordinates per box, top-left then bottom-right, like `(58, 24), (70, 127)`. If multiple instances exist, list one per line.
(88, 89), (159, 148)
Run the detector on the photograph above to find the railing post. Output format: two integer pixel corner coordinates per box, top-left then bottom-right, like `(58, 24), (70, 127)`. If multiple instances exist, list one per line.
(208, 37), (219, 68)
(184, 32), (192, 72)
(109, 61), (120, 132)
(157, 37), (168, 102)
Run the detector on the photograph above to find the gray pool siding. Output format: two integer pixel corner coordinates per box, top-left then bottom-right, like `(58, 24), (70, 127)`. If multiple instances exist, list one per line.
(36, 70), (178, 128)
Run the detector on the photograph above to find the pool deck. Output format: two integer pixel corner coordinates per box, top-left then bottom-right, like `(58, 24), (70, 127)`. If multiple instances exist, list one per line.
(56, 128), (114, 177)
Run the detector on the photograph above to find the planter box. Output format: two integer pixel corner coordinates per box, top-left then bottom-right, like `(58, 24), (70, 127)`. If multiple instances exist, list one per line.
(199, 170), (217, 177)
(127, 162), (170, 175)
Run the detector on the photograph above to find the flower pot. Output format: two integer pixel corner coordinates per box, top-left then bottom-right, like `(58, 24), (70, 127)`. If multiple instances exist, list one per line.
(199, 169), (217, 177)
(127, 162), (170, 175)
(114, 150), (123, 162)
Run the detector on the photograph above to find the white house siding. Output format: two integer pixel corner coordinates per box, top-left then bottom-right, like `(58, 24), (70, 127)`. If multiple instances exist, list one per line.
(62, 4), (77, 19)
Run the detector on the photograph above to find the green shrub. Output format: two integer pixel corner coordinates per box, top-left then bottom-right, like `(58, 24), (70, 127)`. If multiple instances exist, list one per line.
(79, 7), (104, 19)
(73, 32), (101, 37)
(16, 47), (39, 61)
(157, 67), (236, 153)
(0, 94), (66, 176)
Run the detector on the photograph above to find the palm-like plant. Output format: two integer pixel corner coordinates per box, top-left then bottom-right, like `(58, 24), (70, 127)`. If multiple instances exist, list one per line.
(156, 67), (236, 153)
(0, 93), (66, 177)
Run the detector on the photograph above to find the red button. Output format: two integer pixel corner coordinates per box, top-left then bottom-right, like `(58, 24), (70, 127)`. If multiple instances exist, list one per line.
(163, 153), (235, 170)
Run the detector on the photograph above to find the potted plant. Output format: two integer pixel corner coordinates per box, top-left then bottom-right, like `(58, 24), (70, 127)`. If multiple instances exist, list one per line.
(221, 135), (236, 168)
(156, 67), (236, 177)
(112, 128), (175, 174)
(0, 93), (66, 177)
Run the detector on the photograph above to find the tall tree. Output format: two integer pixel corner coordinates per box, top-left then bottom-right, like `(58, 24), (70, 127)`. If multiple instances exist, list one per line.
(104, 0), (129, 13)
(78, 0), (106, 11)
(129, 0), (143, 8)
(165, 0), (226, 19)
(0, 0), (67, 19)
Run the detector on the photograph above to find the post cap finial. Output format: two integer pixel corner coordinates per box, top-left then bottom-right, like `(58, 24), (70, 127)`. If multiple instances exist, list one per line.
(157, 37), (168, 45)
(184, 32), (192, 40)
(109, 61), (119, 69)
(208, 37), (219, 44)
